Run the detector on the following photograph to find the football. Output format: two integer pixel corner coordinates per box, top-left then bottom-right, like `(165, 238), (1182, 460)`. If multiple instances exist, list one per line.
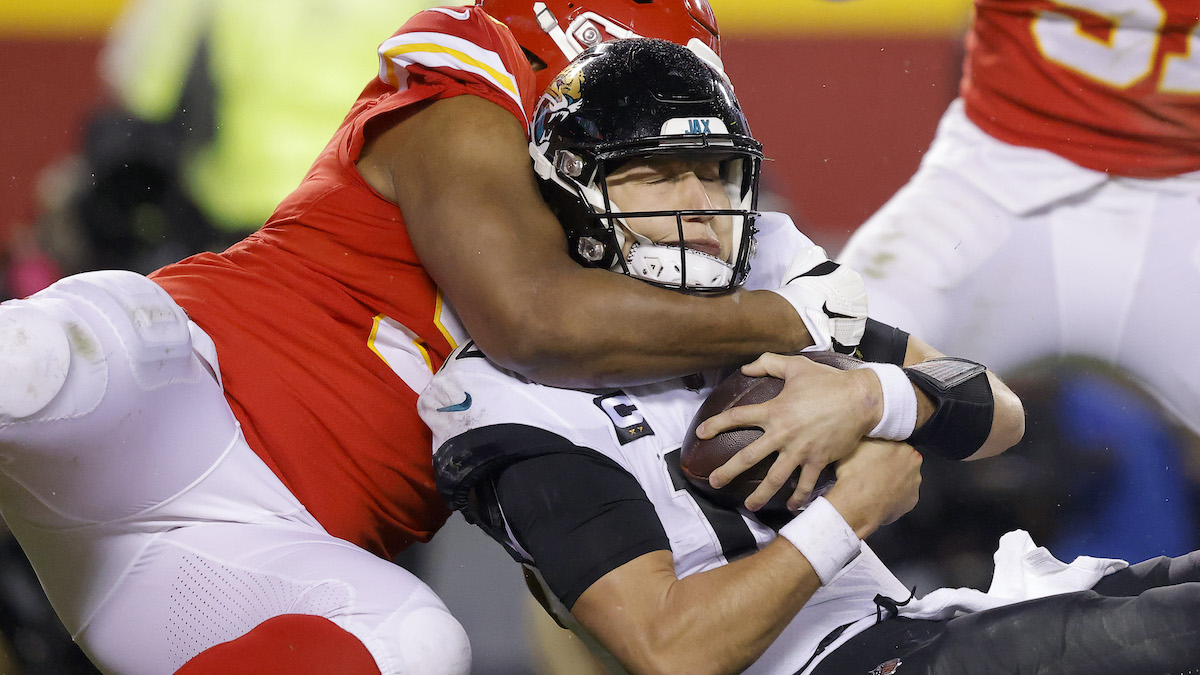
(679, 351), (862, 516)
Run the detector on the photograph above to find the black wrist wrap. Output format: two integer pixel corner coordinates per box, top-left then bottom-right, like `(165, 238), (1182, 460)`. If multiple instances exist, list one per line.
(904, 357), (993, 460)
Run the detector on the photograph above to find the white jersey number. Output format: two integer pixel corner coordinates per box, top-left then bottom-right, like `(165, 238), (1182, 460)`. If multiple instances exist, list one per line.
(1032, 0), (1200, 93)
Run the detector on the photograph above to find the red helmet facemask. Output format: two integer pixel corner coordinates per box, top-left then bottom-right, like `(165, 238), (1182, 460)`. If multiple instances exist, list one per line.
(476, 0), (721, 93)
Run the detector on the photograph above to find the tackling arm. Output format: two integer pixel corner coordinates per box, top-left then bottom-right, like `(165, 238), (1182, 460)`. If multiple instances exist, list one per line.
(356, 94), (813, 388)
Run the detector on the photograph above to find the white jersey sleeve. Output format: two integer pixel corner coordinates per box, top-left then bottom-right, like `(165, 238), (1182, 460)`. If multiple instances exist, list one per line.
(744, 211), (817, 291)
(420, 343), (619, 454)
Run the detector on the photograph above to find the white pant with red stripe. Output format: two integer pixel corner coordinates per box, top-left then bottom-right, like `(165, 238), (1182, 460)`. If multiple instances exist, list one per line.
(0, 270), (469, 675)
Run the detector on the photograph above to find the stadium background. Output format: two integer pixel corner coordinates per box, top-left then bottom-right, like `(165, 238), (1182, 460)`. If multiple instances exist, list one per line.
(9, 3), (1194, 675)
(0, 0), (971, 261)
(0, 4), (973, 671)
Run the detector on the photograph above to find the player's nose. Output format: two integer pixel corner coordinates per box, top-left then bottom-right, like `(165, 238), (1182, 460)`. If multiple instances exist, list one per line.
(679, 174), (716, 216)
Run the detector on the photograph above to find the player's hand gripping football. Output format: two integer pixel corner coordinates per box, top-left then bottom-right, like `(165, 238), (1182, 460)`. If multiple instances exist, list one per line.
(694, 352), (883, 512)
(771, 245), (868, 354)
(826, 438), (922, 535)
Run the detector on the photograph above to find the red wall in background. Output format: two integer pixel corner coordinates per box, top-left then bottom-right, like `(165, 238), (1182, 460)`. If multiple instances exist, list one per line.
(0, 38), (106, 245)
(0, 35), (963, 258)
(722, 36), (964, 252)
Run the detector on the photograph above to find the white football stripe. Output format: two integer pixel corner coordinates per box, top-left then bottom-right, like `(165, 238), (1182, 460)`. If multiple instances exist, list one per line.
(378, 31), (524, 117)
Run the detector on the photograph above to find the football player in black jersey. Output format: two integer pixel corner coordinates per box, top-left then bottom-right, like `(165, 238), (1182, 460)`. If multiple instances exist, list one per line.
(423, 39), (1199, 675)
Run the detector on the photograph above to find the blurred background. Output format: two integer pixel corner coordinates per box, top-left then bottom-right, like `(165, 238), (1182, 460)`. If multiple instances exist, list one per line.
(0, 0), (1196, 673)
(0, 0), (971, 290)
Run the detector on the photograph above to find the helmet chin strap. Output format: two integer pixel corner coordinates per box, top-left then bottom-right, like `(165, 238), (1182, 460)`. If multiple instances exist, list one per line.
(534, 3), (644, 64)
(533, 2), (582, 62)
(624, 242), (734, 289)
(608, 209), (734, 290)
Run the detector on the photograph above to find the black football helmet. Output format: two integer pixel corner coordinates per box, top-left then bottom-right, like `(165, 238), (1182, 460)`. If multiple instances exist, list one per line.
(530, 38), (762, 292)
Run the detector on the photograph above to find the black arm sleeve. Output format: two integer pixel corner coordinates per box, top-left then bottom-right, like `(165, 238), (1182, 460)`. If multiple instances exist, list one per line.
(487, 450), (670, 609)
(855, 320), (996, 458)
(437, 421), (673, 610)
(493, 450), (670, 609)
(857, 318), (910, 365)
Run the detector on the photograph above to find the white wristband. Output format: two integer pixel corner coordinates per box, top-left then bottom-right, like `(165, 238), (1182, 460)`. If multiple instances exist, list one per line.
(855, 362), (918, 441)
(778, 496), (861, 585)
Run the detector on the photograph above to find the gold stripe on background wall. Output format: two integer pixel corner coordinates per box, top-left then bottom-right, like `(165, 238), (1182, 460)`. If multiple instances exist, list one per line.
(708, 0), (972, 37)
(0, 1), (974, 39)
(0, 0), (126, 36)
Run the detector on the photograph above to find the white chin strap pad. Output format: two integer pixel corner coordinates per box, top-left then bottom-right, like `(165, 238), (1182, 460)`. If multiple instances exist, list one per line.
(624, 243), (733, 289)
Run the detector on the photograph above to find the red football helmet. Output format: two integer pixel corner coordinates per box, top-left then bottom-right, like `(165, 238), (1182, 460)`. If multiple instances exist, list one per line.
(476, 0), (721, 93)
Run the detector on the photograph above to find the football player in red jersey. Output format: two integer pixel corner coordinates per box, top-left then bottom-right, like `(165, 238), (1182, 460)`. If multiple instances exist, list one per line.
(0, 2), (882, 674)
(839, 0), (1200, 435)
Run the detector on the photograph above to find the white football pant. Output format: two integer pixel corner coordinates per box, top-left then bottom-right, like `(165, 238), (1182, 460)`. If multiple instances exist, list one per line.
(0, 270), (469, 675)
(839, 101), (1200, 435)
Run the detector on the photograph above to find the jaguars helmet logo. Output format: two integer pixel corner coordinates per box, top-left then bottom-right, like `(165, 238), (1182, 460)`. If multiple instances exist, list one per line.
(544, 59), (585, 104)
(531, 53), (597, 149)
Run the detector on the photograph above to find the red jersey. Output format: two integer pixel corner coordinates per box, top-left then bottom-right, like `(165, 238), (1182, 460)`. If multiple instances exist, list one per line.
(150, 6), (537, 559)
(963, 0), (1200, 177)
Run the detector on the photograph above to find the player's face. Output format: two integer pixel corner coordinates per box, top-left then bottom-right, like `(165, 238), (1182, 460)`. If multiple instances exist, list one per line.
(605, 156), (734, 261)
